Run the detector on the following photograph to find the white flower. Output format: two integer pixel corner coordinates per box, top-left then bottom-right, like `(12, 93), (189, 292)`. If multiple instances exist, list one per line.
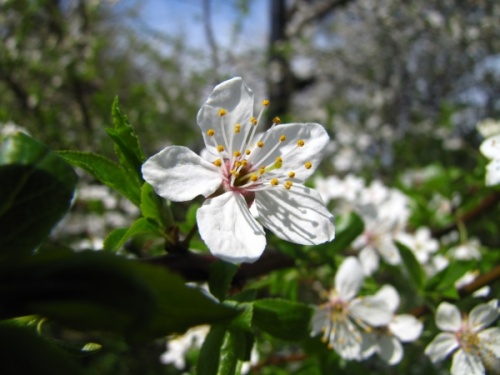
(361, 285), (423, 365)
(396, 227), (439, 264)
(448, 238), (482, 261)
(142, 77), (334, 264)
(160, 325), (209, 369)
(479, 132), (500, 186)
(312, 257), (393, 360)
(424, 300), (500, 375)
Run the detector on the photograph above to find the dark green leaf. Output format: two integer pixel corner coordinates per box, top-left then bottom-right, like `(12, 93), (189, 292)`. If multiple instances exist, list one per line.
(103, 217), (161, 252)
(396, 241), (425, 291)
(425, 260), (476, 294)
(0, 133), (77, 256)
(108, 97), (145, 184)
(0, 322), (83, 375)
(57, 150), (141, 206)
(197, 325), (226, 375)
(209, 260), (238, 301)
(252, 299), (313, 341)
(0, 250), (239, 342)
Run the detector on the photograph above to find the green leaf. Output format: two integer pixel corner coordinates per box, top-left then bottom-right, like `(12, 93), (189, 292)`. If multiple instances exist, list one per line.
(425, 260), (476, 294)
(140, 182), (173, 227)
(252, 299), (313, 341)
(0, 322), (83, 375)
(107, 97), (145, 184)
(103, 217), (162, 252)
(57, 150), (141, 206)
(328, 212), (364, 253)
(197, 325), (226, 375)
(0, 250), (239, 342)
(396, 241), (425, 291)
(0, 133), (77, 256)
(209, 260), (238, 301)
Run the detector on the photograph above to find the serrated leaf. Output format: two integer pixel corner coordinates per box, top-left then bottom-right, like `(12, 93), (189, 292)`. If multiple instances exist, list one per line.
(108, 97), (145, 184)
(0, 322), (83, 375)
(57, 150), (141, 206)
(209, 260), (238, 301)
(0, 133), (77, 256)
(252, 299), (313, 341)
(0, 250), (239, 342)
(103, 217), (161, 252)
(396, 241), (425, 291)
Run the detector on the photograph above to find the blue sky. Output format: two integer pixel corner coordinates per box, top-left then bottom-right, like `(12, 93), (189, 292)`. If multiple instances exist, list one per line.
(127, 0), (269, 51)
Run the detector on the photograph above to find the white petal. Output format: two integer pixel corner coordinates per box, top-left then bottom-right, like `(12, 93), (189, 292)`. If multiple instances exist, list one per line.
(142, 146), (221, 201)
(389, 314), (423, 342)
(311, 307), (329, 336)
(480, 134), (500, 160)
(377, 237), (401, 265)
(478, 327), (500, 357)
(334, 257), (364, 301)
(378, 335), (403, 365)
(197, 192), (266, 264)
(425, 332), (459, 363)
(485, 158), (500, 186)
(450, 349), (485, 375)
(435, 302), (462, 332)
(350, 296), (393, 326)
(330, 318), (362, 360)
(197, 77), (254, 155)
(469, 301), (500, 332)
(374, 284), (399, 312)
(358, 247), (380, 276)
(248, 123), (330, 182)
(360, 332), (378, 359)
(254, 183), (335, 245)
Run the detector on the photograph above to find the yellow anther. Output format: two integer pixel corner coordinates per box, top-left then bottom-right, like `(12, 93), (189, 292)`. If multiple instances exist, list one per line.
(279, 134), (286, 142)
(241, 159), (248, 166)
(270, 178), (279, 186)
(305, 161), (312, 169)
(233, 151), (241, 157)
(207, 129), (215, 136)
(230, 169), (240, 177)
(259, 166), (266, 174)
(275, 156), (283, 164)
(219, 108), (227, 116)
(245, 149), (251, 155)
(257, 141), (264, 148)
(284, 181), (293, 190)
(273, 117), (281, 124)
(262, 99), (270, 107)
(234, 161), (242, 167)
(234, 123), (241, 133)
(288, 171), (295, 178)
(250, 174), (258, 182)
(213, 159), (222, 167)
(250, 117), (258, 125)
(217, 145), (225, 152)
(297, 139), (305, 147)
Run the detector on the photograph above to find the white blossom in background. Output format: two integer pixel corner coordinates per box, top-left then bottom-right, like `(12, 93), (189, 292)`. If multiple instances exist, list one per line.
(425, 300), (500, 375)
(396, 227), (439, 264)
(455, 271), (490, 298)
(477, 118), (500, 186)
(160, 325), (210, 369)
(311, 257), (393, 360)
(361, 285), (423, 365)
(448, 238), (482, 261)
(142, 77), (334, 264)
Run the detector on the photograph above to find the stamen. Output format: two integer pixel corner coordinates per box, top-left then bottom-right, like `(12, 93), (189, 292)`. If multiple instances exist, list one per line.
(245, 149), (251, 155)
(288, 171), (295, 178)
(219, 109), (227, 116)
(279, 134), (286, 142)
(217, 145), (225, 152)
(273, 117), (281, 124)
(257, 141), (264, 148)
(262, 99), (270, 107)
(250, 117), (258, 125)
(297, 139), (305, 147)
(213, 158), (222, 167)
(305, 161), (312, 169)
(250, 174), (258, 181)
(270, 178), (279, 186)
(234, 123), (241, 133)
(284, 181), (293, 190)
(275, 156), (283, 168)
(233, 151), (241, 157)
(207, 129), (215, 136)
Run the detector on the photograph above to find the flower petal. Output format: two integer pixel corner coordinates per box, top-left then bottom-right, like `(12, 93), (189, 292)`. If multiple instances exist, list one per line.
(435, 302), (462, 332)
(374, 284), (399, 312)
(142, 146), (221, 201)
(486, 158), (500, 186)
(450, 349), (485, 375)
(254, 183), (335, 245)
(480, 134), (500, 160)
(248, 123), (330, 182)
(197, 77), (254, 155)
(469, 300), (500, 332)
(334, 256), (364, 301)
(424, 332), (458, 363)
(389, 314), (423, 342)
(197, 191), (266, 264)
(311, 306), (329, 336)
(330, 318), (362, 360)
(378, 335), (403, 365)
(358, 247), (380, 276)
(350, 296), (393, 326)
(478, 327), (500, 358)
